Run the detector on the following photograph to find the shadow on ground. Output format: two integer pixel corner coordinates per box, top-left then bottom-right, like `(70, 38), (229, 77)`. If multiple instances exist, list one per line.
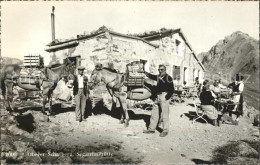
(128, 110), (150, 128)
(191, 159), (211, 164)
(85, 99), (151, 128)
(211, 140), (259, 164)
(191, 139), (259, 165)
(15, 113), (35, 133)
(183, 111), (210, 124)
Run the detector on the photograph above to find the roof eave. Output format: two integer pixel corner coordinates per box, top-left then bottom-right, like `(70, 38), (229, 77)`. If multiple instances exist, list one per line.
(178, 30), (205, 71)
(108, 31), (158, 48)
(45, 41), (79, 52)
(46, 30), (158, 50)
(139, 29), (181, 40)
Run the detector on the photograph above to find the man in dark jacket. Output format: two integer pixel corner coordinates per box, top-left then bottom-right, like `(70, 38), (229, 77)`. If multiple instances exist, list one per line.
(73, 66), (89, 124)
(143, 64), (174, 137)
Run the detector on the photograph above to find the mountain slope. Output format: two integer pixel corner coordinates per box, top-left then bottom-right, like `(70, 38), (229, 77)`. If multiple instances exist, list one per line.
(198, 31), (259, 109)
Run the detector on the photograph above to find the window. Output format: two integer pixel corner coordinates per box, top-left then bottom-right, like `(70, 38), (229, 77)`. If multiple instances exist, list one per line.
(172, 65), (180, 81)
(175, 39), (181, 54)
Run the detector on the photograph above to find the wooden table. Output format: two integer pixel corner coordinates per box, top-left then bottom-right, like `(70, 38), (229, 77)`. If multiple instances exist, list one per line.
(214, 99), (240, 113)
(214, 98), (241, 125)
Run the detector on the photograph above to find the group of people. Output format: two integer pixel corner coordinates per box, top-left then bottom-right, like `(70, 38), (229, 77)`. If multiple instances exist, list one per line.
(199, 74), (244, 126)
(66, 64), (244, 136)
(70, 64), (175, 137)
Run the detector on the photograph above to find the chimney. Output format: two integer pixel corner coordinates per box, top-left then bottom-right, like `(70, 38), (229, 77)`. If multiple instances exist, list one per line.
(51, 6), (55, 42)
(50, 6), (58, 65)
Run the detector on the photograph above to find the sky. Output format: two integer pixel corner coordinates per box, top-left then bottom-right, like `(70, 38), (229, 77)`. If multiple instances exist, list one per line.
(1, 1), (259, 63)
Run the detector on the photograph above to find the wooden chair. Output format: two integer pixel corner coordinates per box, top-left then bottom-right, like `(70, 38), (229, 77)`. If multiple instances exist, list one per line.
(192, 98), (208, 125)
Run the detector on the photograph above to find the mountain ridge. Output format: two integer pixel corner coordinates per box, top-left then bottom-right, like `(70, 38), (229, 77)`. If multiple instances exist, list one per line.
(1, 57), (23, 66)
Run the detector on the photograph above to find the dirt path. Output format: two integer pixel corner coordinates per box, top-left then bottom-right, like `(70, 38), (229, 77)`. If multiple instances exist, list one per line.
(1, 97), (259, 164)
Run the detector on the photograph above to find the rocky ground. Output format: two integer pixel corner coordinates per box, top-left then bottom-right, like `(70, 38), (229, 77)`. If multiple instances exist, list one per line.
(1, 95), (259, 164)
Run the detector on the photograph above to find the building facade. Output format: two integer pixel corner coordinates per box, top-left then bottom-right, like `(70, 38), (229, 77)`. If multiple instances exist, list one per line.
(45, 26), (205, 86)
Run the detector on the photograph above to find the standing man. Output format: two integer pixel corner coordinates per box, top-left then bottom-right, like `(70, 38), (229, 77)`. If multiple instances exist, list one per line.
(143, 64), (174, 137)
(73, 66), (89, 124)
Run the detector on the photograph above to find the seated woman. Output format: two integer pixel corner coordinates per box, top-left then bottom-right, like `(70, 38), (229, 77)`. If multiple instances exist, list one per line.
(199, 84), (220, 126)
(218, 79), (227, 89)
(213, 79), (230, 99)
(198, 79), (209, 96)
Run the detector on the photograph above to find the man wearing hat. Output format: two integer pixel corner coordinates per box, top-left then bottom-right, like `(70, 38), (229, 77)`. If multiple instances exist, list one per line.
(73, 66), (89, 124)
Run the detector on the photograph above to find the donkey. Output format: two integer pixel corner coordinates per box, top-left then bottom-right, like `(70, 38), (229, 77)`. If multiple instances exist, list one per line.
(0, 58), (75, 115)
(88, 64), (156, 127)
